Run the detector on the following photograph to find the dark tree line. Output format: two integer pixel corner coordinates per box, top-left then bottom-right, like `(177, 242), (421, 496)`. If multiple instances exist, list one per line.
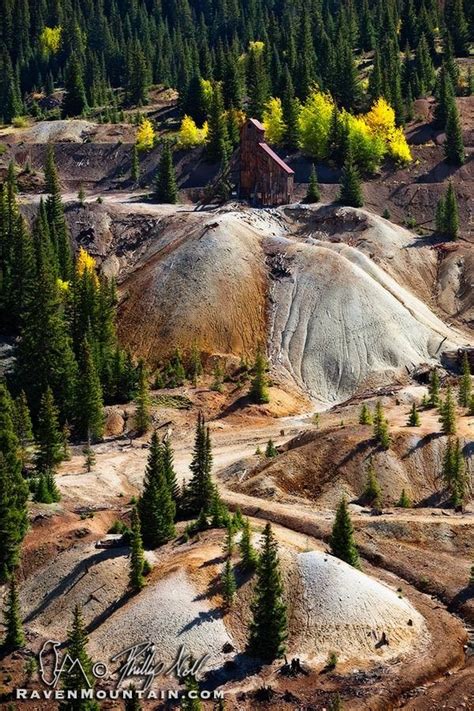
(0, 0), (472, 124)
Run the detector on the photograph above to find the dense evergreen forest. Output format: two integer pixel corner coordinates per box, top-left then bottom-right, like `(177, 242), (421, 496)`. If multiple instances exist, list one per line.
(0, 0), (472, 127)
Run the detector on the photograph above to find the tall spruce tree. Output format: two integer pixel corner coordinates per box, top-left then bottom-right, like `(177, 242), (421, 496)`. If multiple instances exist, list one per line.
(459, 353), (472, 407)
(248, 523), (287, 661)
(305, 164), (320, 203)
(444, 104), (465, 166)
(134, 360), (151, 435)
(62, 57), (88, 118)
(3, 576), (25, 649)
(373, 400), (391, 449)
(129, 507), (145, 592)
(0, 384), (29, 582)
(249, 349), (270, 404)
(207, 82), (230, 163)
(155, 141), (178, 204)
(35, 387), (64, 474)
(338, 146), (363, 208)
(330, 498), (360, 568)
(187, 414), (214, 515)
(239, 517), (258, 571)
(138, 431), (176, 548)
(60, 605), (99, 711)
(76, 337), (105, 441)
(439, 384), (457, 435)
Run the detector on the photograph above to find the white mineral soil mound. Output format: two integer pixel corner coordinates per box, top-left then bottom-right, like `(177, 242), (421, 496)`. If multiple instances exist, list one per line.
(292, 551), (427, 663)
(269, 236), (461, 403)
(18, 543), (134, 639)
(88, 569), (234, 675)
(69, 201), (467, 403)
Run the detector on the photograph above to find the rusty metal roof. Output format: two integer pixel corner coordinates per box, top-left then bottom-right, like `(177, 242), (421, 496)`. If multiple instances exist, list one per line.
(258, 142), (295, 175)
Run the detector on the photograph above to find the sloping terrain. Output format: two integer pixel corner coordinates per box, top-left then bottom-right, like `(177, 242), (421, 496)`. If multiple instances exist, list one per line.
(292, 551), (426, 663)
(59, 200), (470, 404)
(224, 405), (474, 508)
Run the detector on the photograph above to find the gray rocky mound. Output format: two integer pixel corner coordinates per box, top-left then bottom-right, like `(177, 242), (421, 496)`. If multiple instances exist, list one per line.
(293, 551), (427, 662)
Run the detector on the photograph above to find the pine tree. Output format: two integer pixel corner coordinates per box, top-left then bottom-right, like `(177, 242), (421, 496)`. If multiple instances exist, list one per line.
(459, 353), (472, 407)
(265, 439), (278, 458)
(444, 104), (465, 166)
(248, 523), (287, 661)
(188, 344), (203, 387)
(359, 404), (372, 425)
(35, 387), (64, 473)
(397, 489), (412, 508)
(60, 605), (99, 711)
(138, 432), (176, 548)
(434, 65), (455, 129)
(62, 57), (88, 118)
(373, 400), (391, 449)
(82, 439), (96, 473)
(443, 182), (460, 240)
(222, 557), (237, 608)
(134, 360), (151, 435)
(407, 402), (421, 427)
(76, 338), (105, 441)
(162, 437), (180, 505)
(125, 690), (143, 711)
(281, 66), (300, 149)
(222, 523), (235, 556)
(129, 507), (145, 592)
(249, 349), (270, 404)
(330, 498), (360, 568)
(305, 164), (320, 203)
(207, 82), (230, 163)
(338, 146), (363, 208)
(187, 414), (215, 515)
(155, 141), (178, 204)
(445, 0), (470, 56)
(442, 437), (465, 508)
(239, 518), (258, 571)
(3, 576), (25, 649)
(131, 145), (140, 183)
(247, 43), (270, 120)
(439, 385), (457, 436)
(13, 391), (33, 469)
(428, 369), (440, 407)
(363, 458), (381, 507)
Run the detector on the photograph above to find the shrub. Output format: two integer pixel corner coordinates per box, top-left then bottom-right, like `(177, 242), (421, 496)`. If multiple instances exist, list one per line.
(12, 116), (28, 128)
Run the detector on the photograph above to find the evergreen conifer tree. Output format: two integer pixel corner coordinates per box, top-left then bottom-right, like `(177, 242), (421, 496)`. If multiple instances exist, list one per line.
(363, 458), (381, 507)
(138, 432), (176, 547)
(162, 437), (180, 505)
(407, 402), (421, 427)
(248, 523), (287, 661)
(249, 349), (270, 404)
(428, 369), (440, 407)
(134, 360), (151, 435)
(35, 387), (64, 473)
(131, 145), (140, 183)
(443, 182), (460, 240)
(187, 414), (215, 515)
(207, 82), (230, 163)
(305, 164), (320, 203)
(397, 488), (412, 508)
(265, 439), (278, 458)
(129, 507), (145, 592)
(338, 146), (363, 208)
(222, 557), (237, 608)
(76, 338), (105, 441)
(439, 385), (457, 435)
(155, 142), (178, 204)
(359, 404), (372, 425)
(330, 498), (360, 568)
(60, 605), (99, 711)
(373, 400), (390, 449)
(444, 104), (465, 166)
(459, 353), (472, 408)
(13, 391), (33, 470)
(3, 576), (25, 649)
(239, 518), (258, 571)
(62, 57), (88, 118)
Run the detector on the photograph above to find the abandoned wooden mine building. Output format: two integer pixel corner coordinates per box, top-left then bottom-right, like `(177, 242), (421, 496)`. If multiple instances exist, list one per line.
(240, 118), (294, 206)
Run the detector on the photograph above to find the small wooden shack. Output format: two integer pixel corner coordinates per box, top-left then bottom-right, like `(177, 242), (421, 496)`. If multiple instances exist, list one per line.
(240, 118), (294, 206)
